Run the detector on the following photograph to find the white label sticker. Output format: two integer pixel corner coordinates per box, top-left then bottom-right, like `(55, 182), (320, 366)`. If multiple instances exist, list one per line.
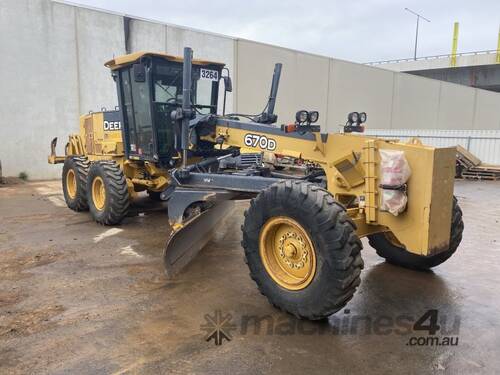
(200, 68), (219, 81)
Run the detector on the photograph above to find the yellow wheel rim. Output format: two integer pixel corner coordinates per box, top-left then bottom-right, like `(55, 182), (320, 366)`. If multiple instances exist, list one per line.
(91, 176), (106, 211)
(66, 169), (77, 199)
(259, 216), (316, 291)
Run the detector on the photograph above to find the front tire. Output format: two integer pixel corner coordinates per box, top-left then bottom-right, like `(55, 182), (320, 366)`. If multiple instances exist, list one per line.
(368, 197), (464, 270)
(62, 156), (89, 211)
(241, 180), (364, 320)
(87, 161), (130, 225)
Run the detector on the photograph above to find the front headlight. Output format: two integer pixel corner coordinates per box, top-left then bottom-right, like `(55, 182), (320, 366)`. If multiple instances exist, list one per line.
(308, 111), (319, 123)
(359, 112), (367, 123)
(296, 110), (309, 123)
(348, 112), (359, 123)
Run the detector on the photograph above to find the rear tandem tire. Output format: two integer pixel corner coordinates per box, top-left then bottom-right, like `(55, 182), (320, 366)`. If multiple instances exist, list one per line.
(87, 161), (130, 225)
(62, 156), (90, 211)
(241, 180), (364, 320)
(368, 197), (464, 270)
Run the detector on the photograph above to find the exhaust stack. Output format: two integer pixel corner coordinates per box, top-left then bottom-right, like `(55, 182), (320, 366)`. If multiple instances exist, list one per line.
(255, 63), (282, 124)
(181, 47), (193, 168)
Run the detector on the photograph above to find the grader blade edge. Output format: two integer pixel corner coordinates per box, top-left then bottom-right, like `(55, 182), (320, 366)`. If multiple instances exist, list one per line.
(163, 201), (235, 278)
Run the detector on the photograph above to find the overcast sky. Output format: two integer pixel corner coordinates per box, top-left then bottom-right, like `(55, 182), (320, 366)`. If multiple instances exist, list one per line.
(73, 0), (499, 63)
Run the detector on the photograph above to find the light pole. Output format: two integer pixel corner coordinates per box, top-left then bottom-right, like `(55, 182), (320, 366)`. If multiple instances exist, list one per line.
(405, 8), (430, 60)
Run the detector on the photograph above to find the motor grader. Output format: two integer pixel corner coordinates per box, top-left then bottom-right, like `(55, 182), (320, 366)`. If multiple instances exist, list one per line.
(49, 47), (463, 320)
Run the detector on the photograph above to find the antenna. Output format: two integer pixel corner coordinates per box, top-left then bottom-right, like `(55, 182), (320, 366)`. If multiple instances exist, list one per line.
(404, 8), (431, 60)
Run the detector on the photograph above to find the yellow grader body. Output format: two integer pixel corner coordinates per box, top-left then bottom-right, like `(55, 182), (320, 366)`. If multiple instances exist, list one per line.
(209, 126), (456, 256)
(49, 111), (171, 199)
(48, 47), (463, 320)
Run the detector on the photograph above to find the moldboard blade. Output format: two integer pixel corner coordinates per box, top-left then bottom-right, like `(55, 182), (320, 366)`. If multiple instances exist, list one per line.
(163, 201), (235, 278)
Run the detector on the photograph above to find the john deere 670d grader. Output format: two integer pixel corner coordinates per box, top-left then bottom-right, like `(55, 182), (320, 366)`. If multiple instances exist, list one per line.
(49, 47), (463, 320)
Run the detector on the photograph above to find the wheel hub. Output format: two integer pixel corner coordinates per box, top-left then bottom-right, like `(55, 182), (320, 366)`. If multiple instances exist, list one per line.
(66, 169), (77, 199)
(283, 243), (297, 258)
(278, 232), (308, 269)
(259, 216), (316, 290)
(91, 176), (106, 211)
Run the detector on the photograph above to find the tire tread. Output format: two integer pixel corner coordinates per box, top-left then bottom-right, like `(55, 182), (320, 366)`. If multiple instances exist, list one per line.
(87, 161), (129, 225)
(241, 180), (363, 320)
(368, 197), (464, 270)
(62, 156), (90, 211)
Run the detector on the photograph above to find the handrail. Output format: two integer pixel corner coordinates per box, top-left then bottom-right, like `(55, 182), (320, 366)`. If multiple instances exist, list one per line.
(365, 49), (498, 65)
(368, 134), (500, 141)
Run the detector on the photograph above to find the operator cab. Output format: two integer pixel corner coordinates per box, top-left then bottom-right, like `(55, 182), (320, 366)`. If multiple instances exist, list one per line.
(105, 52), (225, 166)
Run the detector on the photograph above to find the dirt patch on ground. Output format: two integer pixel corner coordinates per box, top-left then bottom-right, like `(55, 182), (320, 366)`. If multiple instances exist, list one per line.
(0, 305), (65, 337)
(2, 180), (500, 374)
(6, 213), (56, 224)
(0, 291), (25, 308)
(126, 264), (167, 289)
(0, 177), (26, 186)
(0, 250), (61, 281)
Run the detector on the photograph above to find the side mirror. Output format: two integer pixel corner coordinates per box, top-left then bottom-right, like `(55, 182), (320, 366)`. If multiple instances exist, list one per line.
(133, 63), (146, 82)
(223, 75), (232, 92)
(221, 67), (232, 116)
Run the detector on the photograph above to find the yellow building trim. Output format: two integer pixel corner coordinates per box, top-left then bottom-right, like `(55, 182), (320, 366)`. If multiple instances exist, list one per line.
(496, 25), (500, 64)
(451, 22), (459, 67)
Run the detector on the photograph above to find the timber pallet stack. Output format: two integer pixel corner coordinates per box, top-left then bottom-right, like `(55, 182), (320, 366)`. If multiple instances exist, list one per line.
(456, 145), (500, 181)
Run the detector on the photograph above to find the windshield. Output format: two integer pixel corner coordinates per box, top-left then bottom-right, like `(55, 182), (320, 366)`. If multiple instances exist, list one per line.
(152, 60), (219, 115)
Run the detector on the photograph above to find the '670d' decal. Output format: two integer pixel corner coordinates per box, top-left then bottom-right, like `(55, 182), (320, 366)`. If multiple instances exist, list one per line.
(244, 133), (277, 151)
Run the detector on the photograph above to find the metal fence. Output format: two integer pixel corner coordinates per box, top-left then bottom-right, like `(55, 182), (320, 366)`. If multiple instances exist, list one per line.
(364, 129), (500, 165)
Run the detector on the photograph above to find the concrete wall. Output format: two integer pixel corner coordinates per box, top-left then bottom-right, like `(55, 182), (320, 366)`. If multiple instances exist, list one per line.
(1, 0), (500, 180)
(235, 40), (500, 132)
(367, 53), (500, 93)
(327, 59), (395, 132)
(235, 40), (330, 129)
(0, 0), (234, 179)
(165, 25), (235, 115)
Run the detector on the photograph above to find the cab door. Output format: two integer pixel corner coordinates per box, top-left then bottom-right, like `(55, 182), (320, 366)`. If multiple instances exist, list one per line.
(116, 61), (156, 162)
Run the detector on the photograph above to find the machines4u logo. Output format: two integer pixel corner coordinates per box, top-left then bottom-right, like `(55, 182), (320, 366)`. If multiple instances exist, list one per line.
(200, 309), (460, 347)
(200, 310), (237, 346)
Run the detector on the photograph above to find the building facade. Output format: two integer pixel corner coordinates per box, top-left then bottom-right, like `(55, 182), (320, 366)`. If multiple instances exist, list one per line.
(1, 0), (499, 179)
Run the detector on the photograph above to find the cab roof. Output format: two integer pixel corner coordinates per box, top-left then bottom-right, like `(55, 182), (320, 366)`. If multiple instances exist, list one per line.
(104, 51), (225, 70)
